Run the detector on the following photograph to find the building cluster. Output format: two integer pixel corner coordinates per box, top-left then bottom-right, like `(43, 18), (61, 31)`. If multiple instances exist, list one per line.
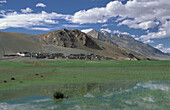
(4, 52), (114, 60)
(67, 53), (113, 60)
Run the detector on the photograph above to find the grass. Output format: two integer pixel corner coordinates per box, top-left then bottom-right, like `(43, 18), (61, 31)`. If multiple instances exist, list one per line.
(0, 60), (170, 101)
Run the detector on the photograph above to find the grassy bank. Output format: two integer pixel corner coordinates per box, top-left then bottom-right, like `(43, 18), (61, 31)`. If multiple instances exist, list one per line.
(0, 60), (170, 101)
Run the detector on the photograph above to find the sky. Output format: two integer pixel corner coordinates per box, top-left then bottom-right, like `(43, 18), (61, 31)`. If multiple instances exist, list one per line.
(0, 0), (170, 53)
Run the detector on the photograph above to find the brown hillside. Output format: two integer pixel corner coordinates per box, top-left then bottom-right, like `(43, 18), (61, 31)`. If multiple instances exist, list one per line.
(39, 29), (143, 59)
(0, 31), (43, 57)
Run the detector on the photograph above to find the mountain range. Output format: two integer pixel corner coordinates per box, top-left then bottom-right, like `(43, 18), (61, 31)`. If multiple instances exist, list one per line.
(0, 29), (170, 60)
(87, 30), (170, 60)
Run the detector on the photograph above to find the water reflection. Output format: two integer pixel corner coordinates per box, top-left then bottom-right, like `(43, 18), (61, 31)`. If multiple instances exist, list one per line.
(0, 82), (170, 110)
(0, 96), (56, 110)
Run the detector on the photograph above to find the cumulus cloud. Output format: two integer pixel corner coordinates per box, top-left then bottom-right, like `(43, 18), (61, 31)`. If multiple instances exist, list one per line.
(101, 24), (108, 27)
(113, 30), (130, 35)
(113, 30), (121, 34)
(100, 28), (111, 33)
(72, 1), (122, 24)
(36, 3), (46, 8)
(113, 30), (138, 38)
(62, 24), (82, 28)
(44, 19), (58, 24)
(72, 8), (107, 24)
(30, 27), (51, 31)
(81, 28), (93, 33)
(155, 44), (170, 53)
(21, 8), (33, 13)
(140, 21), (170, 41)
(143, 39), (154, 43)
(71, 1), (123, 24)
(72, 0), (163, 29)
(131, 35), (136, 38)
(0, 10), (5, 15)
(0, 11), (71, 30)
(71, 0), (170, 40)
(0, 0), (7, 3)
(118, 20), (159, 30)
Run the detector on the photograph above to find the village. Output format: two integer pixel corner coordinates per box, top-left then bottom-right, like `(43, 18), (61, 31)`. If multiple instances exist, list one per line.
(4, 52), (114, 60)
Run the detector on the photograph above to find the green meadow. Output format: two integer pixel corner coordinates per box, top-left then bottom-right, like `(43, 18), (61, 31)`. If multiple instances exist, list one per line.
(0, 60), (170, 102)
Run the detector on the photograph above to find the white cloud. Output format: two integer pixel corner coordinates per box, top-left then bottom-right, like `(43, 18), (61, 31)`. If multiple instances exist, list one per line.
(101, 24), (108, 27)
(113, 30), (121, 34)
(21, 8), (33, 13)
(118, 20), (159, 30)
(0, 0), (7, 3)
(71, 0), (170, 41)
(81, 28), (93, 33)
(62, 24), (82, 28)
(138, 21), (159, 30)
(30, 27), (51, 31)
(113, 30), (130, 35)
(36, 3), (46, 8)
(131, 35), (136, 38)
(0, 10), (5, 15)
(44, 19), (58, 24)
(140, 31), (167, 41)
(100, 28), (111, 33)
(155, 44), (170, 53)
(72, 1), (122, 24)
(121, 32), (130, 35)
(135, 37), (139, 40)
(113, 30), (138, 38)
(0, 11), (71, 30)
(140, 20), (170, 41)
(72, 8), (107, 24)
(143, 39), (154, 43)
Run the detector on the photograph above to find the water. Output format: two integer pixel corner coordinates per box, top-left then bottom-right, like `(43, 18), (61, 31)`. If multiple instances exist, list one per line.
(0, 96), (56, 110)
(0, 82), (170, 110)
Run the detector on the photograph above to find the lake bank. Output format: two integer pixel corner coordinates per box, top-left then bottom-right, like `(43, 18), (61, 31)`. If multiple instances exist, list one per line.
(0, 60), (170, 102)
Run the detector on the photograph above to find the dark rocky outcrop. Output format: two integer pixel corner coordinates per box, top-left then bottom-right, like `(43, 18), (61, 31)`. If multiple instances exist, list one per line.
(40, 75), (44, 78)
(3, 80), (7, 83)
(11, 77), (15, 80)
(40, 29), (102, 50)
(53, 92), (67, 99)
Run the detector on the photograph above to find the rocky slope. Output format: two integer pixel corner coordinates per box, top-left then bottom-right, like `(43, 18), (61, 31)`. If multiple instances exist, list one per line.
(39, 29), (102, 50)
(87, 30), (170, 60)
(38, 29), (145, 60)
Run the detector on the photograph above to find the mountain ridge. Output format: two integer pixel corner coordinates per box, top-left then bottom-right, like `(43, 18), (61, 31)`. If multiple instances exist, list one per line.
(87, 30), (170, 60)
(0, 29), (169, 60)
(37, 29), (144, 60)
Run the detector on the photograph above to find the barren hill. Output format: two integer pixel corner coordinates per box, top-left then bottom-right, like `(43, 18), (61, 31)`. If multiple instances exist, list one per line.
(0, 31), (43, 58)
(38, 29), (144, 59)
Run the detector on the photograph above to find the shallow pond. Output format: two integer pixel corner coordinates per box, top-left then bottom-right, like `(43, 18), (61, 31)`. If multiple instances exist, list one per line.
(0, 81), (170, 110)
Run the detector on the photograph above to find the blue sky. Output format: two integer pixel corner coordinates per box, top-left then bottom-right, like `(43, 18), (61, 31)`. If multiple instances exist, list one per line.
(0, 0), (170, 53)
